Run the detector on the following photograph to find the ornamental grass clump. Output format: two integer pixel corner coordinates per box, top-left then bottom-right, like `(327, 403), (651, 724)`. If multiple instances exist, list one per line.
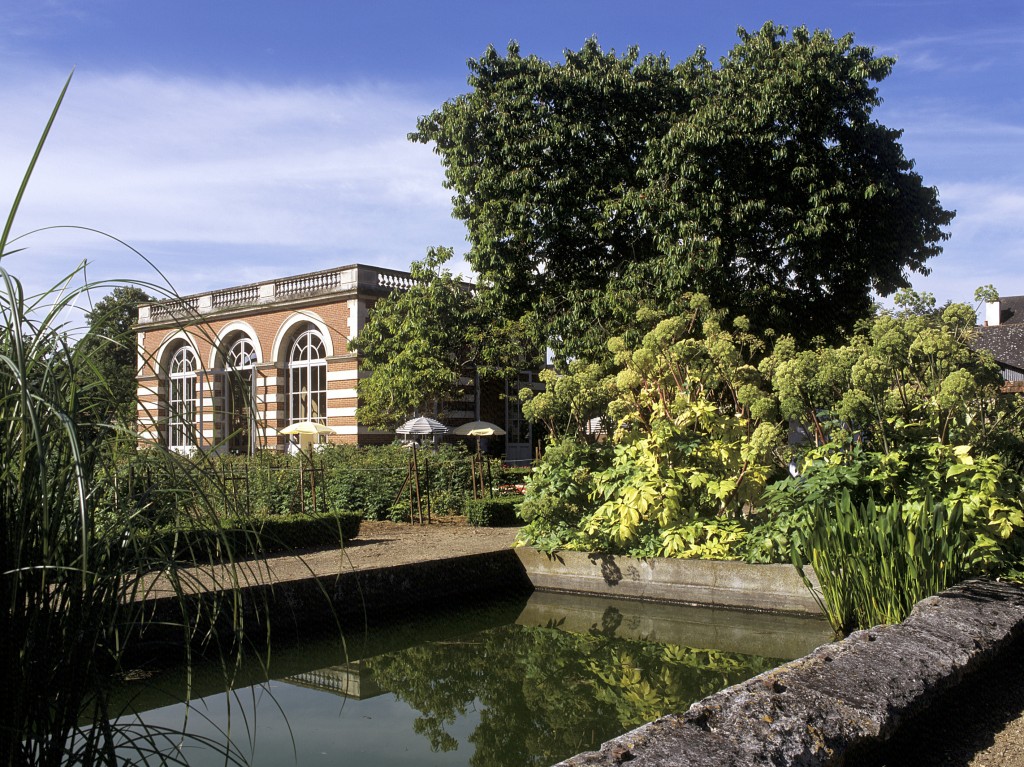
(795, 492), (969, 635)
(1, 76), (264, 766)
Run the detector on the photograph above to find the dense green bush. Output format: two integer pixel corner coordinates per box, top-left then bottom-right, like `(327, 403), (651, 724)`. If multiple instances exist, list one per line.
(319, 443), (472, 519)
(99, 442), (477, 525)
(745, 441), (1024, 572)
(516, 438), (611, 552)
(466, 498), (523, 527)
(494, 463), (533, 487)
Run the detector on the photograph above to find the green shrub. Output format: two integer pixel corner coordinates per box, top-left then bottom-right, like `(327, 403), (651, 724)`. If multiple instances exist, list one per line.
(751, 441), (1024, 572)
(515, 438), (611, 552)
(466, 498), (523, 527)
(247, 452), (305, 516)
(101, 443), (477, 534)
(320, 443), (471, 519)
(494, 464), (533, 486)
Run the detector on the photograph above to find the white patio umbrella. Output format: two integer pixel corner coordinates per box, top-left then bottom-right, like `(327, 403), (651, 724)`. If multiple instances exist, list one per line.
(395, 416), (449, 437)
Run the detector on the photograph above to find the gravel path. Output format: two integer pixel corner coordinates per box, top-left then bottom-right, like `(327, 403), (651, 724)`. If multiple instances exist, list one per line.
(261, 518), (521, 582)
(143, 518), (520, 597)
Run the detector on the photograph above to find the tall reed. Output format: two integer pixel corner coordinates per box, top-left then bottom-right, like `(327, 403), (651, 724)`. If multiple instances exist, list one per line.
(1, 76), (264, 766)
(796, 491), (969, 634)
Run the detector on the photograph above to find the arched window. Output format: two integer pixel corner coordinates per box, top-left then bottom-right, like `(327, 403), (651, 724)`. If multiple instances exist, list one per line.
(226, 337), (257, 370)
(288, 329), (326, 424)
(167, 345), (198, 449)
(225, 337), (257, 454)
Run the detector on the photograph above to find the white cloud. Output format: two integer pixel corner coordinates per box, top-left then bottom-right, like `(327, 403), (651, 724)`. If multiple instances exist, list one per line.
(874, 99), (1024, 304)
(909, 181), (1024, 304)
(876, 27), (1024, 74)
(941, 183), (1024, 234)
(0, 65), (467, 298)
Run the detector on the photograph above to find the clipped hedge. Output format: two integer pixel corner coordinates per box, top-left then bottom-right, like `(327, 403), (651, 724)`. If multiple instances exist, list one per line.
(319, 443), (472, 519)
(465, 498), (523, 527)
(146, 510), (362, 564)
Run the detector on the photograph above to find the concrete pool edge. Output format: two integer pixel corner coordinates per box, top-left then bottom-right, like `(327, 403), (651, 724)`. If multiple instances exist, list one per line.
(138, 548), (534, 646)
(554, 578), (1024, 766)
(514, 547), (823, 615)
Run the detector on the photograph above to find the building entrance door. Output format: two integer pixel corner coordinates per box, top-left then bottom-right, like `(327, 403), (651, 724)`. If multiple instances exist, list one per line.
(505, 372), (535, 465)
(226, 369), (253, 455)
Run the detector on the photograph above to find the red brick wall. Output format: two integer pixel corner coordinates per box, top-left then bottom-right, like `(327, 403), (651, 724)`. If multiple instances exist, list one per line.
(137, 298), (360, 449)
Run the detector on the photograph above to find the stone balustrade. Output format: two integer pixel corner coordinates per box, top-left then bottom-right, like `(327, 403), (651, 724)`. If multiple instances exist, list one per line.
(137, 264), (432, 325)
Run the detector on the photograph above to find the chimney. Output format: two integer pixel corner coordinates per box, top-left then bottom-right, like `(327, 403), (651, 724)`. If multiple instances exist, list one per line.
(986, 300), (1002, 327)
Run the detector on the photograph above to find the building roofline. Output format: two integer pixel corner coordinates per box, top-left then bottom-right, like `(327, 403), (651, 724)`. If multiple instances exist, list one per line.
(136, 263), (475, 329)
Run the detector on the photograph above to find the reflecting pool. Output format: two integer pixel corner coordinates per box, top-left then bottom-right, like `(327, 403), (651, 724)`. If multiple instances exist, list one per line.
(113, 591), (833, 766)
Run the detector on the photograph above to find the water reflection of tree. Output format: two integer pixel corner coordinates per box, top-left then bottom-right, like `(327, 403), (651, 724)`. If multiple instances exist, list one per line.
(364, 625), (778, 767)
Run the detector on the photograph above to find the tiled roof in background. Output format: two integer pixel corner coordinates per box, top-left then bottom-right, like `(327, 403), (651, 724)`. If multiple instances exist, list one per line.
(975, 324), (1024, 372)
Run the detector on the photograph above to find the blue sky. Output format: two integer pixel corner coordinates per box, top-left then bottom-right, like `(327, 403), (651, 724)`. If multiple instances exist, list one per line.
(1, 0), (1021, 312)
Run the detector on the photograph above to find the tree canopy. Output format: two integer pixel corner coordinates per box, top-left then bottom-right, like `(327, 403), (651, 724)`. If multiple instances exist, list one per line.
(351, 248), (540, 429)
(75, 285), (152, 443)
(413, 23), (954, 363)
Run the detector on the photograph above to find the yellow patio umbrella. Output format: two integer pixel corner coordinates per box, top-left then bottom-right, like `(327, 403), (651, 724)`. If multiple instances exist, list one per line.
(453, 421), (506, 498)
(280, 420), (334, 453)
(452, 420), (506, 438)
(452, 420), (505, 451)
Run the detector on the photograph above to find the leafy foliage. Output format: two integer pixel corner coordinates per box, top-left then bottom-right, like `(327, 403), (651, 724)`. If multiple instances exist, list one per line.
(519, 361), (616, 442)
(578, 300), (780, 558)
(107, 443), (475, 523)
(74, 285), (153, 446)
(764, 290), (1005, 452)
(516, 288), (1024, 627)
(465, 497), (523, 527)
(642, 24), (953, 344)
(413, 38), (691, 363)
(515, 438), (611, 553)
(144, 510), (361, 564)
(757, 441), (1024, 575)
(795, 493), (970, 634)
(415, 25), (953, 362)
(318, 442), (472, 519)
(352, 248), (539, 429)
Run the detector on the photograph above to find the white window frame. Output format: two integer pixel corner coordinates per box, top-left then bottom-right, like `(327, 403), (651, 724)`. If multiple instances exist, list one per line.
(225, 337), (257, 454)
(288, 329), (327, 425)
(167, 345), (198, 450)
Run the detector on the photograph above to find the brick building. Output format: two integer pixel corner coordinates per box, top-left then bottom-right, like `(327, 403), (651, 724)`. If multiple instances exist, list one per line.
(135, 264), (537, 459)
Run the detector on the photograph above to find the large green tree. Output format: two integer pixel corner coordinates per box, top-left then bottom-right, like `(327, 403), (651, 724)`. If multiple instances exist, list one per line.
(351, 248), (539, 429)
(412, 38), (695, 362)
(642, 24), (954, 343)
(75, 285), (152, 443)
(413, 24), (954, 362)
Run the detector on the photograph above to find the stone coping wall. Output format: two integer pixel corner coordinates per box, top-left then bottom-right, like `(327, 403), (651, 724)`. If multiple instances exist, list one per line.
(137, 548), (533, 650)
(556, 579), (1024, 766)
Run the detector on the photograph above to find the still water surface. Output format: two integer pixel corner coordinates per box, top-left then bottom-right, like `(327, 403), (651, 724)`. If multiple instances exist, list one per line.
(116, 591), (832, 766)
